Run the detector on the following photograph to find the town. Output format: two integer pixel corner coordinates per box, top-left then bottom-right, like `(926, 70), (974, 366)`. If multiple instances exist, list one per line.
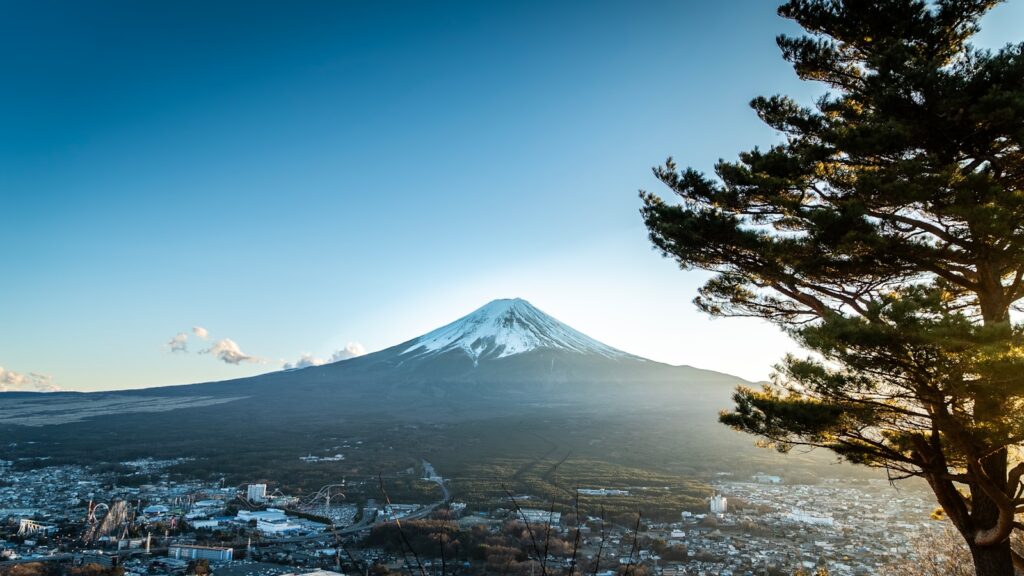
(0, 456), (946, 576)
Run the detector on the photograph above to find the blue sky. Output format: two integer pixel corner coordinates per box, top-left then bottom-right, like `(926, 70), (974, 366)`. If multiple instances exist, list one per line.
(3, 1), (1022, 391)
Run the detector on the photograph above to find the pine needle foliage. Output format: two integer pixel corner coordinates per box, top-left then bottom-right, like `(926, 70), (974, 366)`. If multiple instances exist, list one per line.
(640, 2), (1024, 574)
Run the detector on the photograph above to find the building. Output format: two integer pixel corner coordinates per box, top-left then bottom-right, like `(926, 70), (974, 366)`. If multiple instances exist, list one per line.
(81, 552), (120, 568)
(116, 538), (146, 551)
(143, 504), (170, 516)
(186, 499), (225, 520)
(256, 517), (303, 535)
(710, 494), (728, 514)
(237, 508), (304, 535)
(237, 508), (288, 523)
(517, 509), (562, 525)
(168, 544), (234, 562)
(578, 489), (630, 496)
(380, 504), (420, 521)
(247, 484), (268, 503)
(190, 519), (222, 529)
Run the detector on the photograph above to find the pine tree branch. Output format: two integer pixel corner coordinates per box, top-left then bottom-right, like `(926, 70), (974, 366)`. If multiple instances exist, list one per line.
(866, 209), (968, 249)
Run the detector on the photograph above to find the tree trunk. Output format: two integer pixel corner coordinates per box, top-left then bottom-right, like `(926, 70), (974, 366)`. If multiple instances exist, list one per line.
(969, 282), (1014, 576)
(970, 540), (1014, 576)
(969, 447), (1014, 576)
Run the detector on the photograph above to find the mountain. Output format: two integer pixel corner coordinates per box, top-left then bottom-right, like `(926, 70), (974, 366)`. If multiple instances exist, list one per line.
(1, 298), (746, 427)
(0, 298), (802, 493)
(258, 297), (739, 389)
(398, 298), (633, 363)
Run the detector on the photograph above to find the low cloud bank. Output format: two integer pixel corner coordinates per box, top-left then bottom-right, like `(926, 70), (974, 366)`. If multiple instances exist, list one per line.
(283, 342), (366, 370)
(0, 366), (60, 392)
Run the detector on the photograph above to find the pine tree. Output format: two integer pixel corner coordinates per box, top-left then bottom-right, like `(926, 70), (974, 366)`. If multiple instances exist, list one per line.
(639, 1), (1024, 574)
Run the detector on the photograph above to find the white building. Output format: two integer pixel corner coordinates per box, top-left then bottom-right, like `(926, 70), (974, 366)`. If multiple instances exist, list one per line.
(237, 508), (288, 523)
(383, 504), (420, 518)
(710, 494), (728, 514)
(247, 484), (267, 503)
(577, 489), (630, 496)
(169, 544), (233, 562)
(190, 519), (221, 529)
(237, 508), (303, 535)
(518, 509), (561, 525)
(256, 518), (303, 535)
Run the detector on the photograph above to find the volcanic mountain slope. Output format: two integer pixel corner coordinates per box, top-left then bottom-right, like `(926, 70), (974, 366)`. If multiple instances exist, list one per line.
(0, 298), (748, 426)
(277, 298), (741, 388)
(0, 298), (802, 488)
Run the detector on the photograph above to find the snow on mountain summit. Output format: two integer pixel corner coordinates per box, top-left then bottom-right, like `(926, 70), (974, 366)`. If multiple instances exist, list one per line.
(400, 298), (630, 362)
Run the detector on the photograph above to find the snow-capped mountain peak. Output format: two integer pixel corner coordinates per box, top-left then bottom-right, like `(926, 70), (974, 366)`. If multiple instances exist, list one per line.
(400, 298), (630, 362)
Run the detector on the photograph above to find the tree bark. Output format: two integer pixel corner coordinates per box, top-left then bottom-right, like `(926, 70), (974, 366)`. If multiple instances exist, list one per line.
(966, 289), (1016, 576)
(968, 447), (1014, 576)
(970, 540), (1015, 576)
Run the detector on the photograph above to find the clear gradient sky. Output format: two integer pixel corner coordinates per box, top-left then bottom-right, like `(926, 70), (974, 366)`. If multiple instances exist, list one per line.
(3, 0), (1022, 392)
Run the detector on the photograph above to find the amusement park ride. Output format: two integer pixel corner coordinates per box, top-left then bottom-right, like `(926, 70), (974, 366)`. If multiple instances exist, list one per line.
(83, 499), (133, 543)
(299, 481), (348, 523)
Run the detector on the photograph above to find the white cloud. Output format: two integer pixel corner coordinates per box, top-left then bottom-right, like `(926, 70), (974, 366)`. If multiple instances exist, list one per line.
(282, 342), (367, 371)
(331, 342), (366, 362)
(192, 326), (209, 340)
(167, 333), (189, 353)
(201, 338), (257, 365)
(282, 353), (324, 370)
(0, 367), (60, 392)
(0, 367), (27, 389)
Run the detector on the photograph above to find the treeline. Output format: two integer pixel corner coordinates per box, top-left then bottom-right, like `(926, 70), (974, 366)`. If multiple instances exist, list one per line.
(0, 564), (123, 576)
(364, 519), (586, 574)
(451, 458), (709, 522)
